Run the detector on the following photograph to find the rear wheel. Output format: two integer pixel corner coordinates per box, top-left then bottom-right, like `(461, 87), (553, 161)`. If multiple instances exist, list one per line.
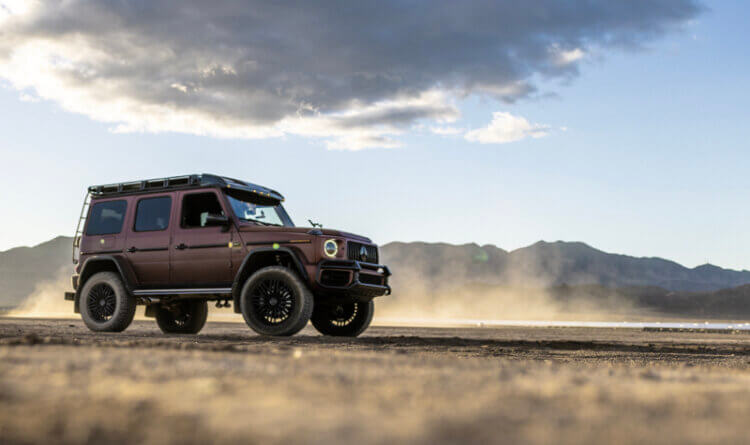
(79, 272), (136, 332)
(311, 300), (374, 337)
(155, 300), (208, 334)
(240, 266), (313, 336)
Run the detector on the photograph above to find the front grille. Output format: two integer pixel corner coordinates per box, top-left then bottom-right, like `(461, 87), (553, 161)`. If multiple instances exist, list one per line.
(347, 242), (379, 263)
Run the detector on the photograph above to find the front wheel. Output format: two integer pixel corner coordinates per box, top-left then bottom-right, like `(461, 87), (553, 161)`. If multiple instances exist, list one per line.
(311, 300), (374, 337)
(240, 266), (314, 336)
(155, 300), (208, 334)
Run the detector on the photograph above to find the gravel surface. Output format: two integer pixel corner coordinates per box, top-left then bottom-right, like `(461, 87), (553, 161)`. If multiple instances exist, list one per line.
(2, 317), (750, 444)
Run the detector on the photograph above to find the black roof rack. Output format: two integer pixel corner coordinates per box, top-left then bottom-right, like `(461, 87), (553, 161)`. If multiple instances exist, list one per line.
(88, 173), (285, 202)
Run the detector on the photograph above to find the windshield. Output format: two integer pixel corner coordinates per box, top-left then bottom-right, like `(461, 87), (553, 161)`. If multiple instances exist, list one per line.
(226, 192), (294, 227)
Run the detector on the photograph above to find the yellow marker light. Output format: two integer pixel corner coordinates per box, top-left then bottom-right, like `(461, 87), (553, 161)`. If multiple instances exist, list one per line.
(272, 243), (280, 250)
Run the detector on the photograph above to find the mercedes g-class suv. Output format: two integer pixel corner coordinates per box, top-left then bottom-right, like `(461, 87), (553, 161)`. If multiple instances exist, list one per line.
(64, 174), (391, 337)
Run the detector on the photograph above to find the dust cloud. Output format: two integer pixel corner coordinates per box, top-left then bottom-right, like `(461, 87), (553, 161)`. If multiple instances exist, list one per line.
(376, 247), (648, 323)
(376, 280), (646, 323)
(9, 253), (650, 324)
(8, 267), (76, 318)
(7, 270), (242, 322)
(11, 277), (644, 324)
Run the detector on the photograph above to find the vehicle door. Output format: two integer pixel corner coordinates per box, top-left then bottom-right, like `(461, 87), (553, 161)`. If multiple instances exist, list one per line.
(171, 190), (233, 286)
(123, 194), (174, 286)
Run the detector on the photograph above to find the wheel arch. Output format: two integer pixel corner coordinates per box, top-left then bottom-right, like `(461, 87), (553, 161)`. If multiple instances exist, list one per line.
(75, 255), (136, 313)
(231, 247), (309, 313)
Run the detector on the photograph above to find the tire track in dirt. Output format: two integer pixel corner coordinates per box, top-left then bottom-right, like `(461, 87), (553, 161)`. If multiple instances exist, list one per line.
(3, 318), (750, 360)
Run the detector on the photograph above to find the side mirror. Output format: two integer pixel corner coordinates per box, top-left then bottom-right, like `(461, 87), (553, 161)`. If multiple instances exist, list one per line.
(204, 213), (230, 227)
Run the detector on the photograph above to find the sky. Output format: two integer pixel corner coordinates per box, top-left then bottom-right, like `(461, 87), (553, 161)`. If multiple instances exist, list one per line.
(0, 0), (749, 270)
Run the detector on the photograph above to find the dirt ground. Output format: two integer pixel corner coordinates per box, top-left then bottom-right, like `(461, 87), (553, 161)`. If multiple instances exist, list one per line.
(2, 318), (750, 444)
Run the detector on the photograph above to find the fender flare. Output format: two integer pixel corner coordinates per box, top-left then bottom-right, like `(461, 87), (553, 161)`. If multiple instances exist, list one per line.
(75, 255), (137, 312)
(231, 247), (309, 312)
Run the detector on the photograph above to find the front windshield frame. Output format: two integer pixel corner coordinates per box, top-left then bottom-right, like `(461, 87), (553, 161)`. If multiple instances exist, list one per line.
(224, 190), (294, 227)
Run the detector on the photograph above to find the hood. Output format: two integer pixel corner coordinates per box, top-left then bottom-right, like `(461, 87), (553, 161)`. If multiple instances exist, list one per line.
(237, 224), (373, 243)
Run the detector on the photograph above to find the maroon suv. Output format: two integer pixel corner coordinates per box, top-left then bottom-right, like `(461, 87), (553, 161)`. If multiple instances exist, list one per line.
(64, 174), (391, 337)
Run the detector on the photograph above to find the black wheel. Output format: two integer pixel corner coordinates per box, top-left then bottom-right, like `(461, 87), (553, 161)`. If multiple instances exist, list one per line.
(240, 266), (313, 336)
(311, 300), (374, 337)
(79, 271), (136, 332)
(155, 300), (208, 334)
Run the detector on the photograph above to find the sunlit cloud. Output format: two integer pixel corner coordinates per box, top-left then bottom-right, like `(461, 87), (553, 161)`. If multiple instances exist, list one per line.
(0, 0), (701, 149)
(465, 112), (550, 145)
(551, 46), (586, 66)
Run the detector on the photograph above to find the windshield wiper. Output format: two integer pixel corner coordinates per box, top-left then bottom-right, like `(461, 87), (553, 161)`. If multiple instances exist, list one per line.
(244, 219), (281, 227)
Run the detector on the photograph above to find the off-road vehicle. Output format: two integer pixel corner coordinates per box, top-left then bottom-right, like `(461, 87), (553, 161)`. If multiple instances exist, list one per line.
(64, 174), (391, 337)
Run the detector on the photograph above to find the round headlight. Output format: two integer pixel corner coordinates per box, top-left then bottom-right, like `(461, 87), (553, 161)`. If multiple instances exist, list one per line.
(324, 239), (338, 257)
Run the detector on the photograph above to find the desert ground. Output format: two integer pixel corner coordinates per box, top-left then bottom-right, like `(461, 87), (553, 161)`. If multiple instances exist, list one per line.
(2, 317), (750, 444)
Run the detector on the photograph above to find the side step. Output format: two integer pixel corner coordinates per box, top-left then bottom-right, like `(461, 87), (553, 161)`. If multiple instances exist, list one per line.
(132, 288), (232, 296)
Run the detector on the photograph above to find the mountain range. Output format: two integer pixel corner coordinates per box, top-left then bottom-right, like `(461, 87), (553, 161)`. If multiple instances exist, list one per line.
(2, 236), (750, 318)
(0, 236), (73, 309)
(379, 241), (750, 292)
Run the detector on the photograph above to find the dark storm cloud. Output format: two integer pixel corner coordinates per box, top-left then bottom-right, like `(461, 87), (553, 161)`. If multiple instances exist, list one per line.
(0, 0), (702, 148)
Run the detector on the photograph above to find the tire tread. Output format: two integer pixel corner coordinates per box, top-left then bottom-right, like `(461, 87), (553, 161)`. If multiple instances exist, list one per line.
(240, 266), (313, 336)
(311, 300), (374, 337)
(155, 300), (209, 334)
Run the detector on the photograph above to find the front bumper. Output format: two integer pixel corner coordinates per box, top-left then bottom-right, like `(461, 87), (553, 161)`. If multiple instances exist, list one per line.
(316, 260), (391, 301)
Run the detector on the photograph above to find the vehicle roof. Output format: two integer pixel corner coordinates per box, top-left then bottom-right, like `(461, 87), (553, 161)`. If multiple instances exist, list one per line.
(88, 173), (285, 203)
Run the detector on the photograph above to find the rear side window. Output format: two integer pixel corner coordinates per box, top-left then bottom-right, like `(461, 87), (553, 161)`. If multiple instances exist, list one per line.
(86, 200), (127, 235)
(134, 196), (172, 232)
(181, 192), (225, 228)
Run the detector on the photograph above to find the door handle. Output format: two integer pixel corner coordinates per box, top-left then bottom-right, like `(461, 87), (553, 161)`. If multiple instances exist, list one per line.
(127, 246), (137, 253)
(175, 243), (187, 250)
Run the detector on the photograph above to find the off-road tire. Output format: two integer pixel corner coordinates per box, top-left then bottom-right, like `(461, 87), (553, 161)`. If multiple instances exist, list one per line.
(240, 266), (313, 336)
(155, 300), (209, 334)
(79, 271), (136, 332)
(311, 300), (374, 337)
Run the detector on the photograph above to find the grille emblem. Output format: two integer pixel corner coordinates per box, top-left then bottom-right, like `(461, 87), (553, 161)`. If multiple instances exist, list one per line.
(359, 246), (368, 262)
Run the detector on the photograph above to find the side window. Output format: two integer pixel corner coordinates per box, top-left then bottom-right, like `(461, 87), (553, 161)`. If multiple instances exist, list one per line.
(181, 193), (225, 228)
(86, 200), (127, 235)
(134, 196), (172, 232)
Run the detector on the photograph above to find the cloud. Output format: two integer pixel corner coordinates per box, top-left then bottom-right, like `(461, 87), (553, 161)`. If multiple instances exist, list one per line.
(550, 45), (586, 66)
(277, 90), (459, 150)
(465, 112), (550, 144)
(18, 92), (39, 103)
(0, 0), (701, 149)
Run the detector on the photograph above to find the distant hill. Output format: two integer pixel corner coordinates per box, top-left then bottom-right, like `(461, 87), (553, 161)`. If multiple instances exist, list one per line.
(0, 236), (73, 308)
(546, 283), (750, 319)
(380, 241), (750, 292)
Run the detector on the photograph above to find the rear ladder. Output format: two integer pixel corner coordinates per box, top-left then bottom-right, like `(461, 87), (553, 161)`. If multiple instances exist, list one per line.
(72, 192), (91, 264)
